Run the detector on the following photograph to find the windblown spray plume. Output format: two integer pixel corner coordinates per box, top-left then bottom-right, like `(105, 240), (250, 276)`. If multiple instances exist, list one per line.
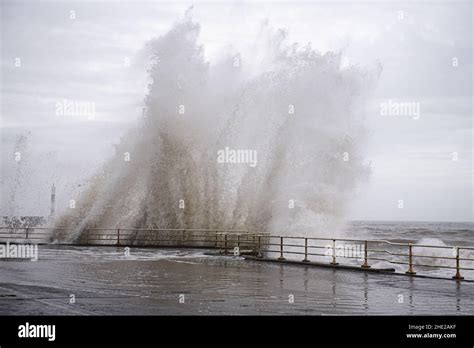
(54, 15), (379, 242)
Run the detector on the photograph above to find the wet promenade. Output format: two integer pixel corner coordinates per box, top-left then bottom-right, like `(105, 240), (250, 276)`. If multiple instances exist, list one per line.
(1, 245), (473, 315)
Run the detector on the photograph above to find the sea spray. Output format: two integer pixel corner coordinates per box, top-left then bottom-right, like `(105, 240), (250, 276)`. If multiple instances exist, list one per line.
(53, 15), (379, 242)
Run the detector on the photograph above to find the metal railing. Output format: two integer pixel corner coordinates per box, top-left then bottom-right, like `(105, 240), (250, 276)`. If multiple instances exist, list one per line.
(0, 226), (472, 280)
(0, 226), (267, 254)
(257, 235), (474, 281)
(0, 226), (56, 241)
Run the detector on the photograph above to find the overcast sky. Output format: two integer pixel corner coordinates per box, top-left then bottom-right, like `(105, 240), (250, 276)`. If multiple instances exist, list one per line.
(0, 0), (472, 221)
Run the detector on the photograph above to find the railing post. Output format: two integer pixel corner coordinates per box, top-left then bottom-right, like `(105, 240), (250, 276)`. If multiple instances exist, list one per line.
(25, 227), (29, 239)
(257, 235), (262, 258)
(224, 233), (228, 255)
(302, 238), (310, 262)
(405, 243), (416, 275)
(278, 237), (285, 260)
(361, 240), (370, 268)
(215, 232), (218, 248)
(330, 239), (338, 265)
(452, 247), (464, 280)
(237, 234), (240, 249)
(117, 228), (120, 246)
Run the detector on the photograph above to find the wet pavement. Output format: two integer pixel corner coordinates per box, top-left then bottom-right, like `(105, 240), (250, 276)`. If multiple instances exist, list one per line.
(0, 245), (473, 315)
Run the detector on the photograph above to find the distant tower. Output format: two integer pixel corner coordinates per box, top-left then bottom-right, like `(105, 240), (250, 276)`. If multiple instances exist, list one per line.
(50, 184), (56, 219)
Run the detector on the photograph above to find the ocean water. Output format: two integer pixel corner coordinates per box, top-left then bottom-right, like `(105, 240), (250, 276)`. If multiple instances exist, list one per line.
(347, 220), (474, 247)
(343, 220), (474, 279)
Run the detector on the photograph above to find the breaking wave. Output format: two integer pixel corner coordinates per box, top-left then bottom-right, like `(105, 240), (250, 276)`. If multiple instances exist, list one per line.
(54, 14), (379, 242)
